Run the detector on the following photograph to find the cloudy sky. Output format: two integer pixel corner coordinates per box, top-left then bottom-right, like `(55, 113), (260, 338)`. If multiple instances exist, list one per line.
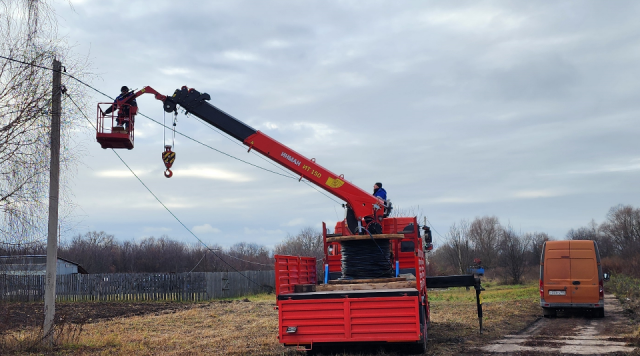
(54, 1), (640, 249)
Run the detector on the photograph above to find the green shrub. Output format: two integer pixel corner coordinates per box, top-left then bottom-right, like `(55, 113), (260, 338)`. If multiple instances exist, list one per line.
(606, 274), (640, 315)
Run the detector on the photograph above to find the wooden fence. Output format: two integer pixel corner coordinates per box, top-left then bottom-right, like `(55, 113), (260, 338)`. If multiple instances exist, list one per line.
(0, 271), (275, 302)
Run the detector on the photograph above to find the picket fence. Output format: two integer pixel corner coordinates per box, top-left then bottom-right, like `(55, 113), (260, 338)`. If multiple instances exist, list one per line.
(0, 271), (275, 302)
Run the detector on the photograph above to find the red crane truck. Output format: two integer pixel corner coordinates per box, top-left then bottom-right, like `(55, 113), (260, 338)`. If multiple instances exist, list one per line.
(97, 86), (438, 353)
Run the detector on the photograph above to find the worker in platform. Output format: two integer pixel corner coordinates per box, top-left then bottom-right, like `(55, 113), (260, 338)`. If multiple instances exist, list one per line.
(373, 182), (387, 200)
(103, 86), (138, 129)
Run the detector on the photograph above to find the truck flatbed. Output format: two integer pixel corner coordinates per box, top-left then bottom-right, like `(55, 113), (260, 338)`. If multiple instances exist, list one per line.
(277, 287), (419, 300)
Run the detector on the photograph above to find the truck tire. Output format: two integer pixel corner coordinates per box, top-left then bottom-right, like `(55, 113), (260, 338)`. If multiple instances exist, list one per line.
(407, 307), (428, 354)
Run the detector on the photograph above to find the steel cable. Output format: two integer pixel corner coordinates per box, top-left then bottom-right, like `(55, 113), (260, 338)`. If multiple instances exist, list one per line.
(340, 239), (394, 280)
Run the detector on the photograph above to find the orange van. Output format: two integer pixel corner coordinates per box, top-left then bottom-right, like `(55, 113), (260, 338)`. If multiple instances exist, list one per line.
(539, 240), (604, 317)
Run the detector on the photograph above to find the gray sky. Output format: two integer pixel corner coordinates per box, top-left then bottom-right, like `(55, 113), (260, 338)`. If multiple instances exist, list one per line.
(55, 1), (640, 248)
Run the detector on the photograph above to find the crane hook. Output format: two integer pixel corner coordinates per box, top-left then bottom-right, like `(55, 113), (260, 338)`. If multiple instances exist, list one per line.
(162, 145), (176, 178)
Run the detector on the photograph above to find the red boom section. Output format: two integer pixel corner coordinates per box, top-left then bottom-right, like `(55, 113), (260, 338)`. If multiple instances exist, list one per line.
(134, 86), (167, 102)
(243, 131), (381, 221)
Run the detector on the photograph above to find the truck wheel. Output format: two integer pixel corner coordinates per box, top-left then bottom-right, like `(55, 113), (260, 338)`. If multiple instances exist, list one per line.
(305, 346), (320, 356)
(543, 307), (556, 318)
(408, 309), (428, 354)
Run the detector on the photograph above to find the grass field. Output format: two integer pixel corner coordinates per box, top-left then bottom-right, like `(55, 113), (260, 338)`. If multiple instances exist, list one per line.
(1, 282), (541, 355)
(607, 274), (640, 316)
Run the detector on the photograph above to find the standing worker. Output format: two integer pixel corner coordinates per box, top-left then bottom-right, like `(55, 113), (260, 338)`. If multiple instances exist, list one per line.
(103, 86), (138, 130)
(373, 182), (387, 200)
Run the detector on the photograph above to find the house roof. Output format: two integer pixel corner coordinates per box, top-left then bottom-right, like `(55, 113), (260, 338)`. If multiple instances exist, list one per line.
(0, 255), (88, 274)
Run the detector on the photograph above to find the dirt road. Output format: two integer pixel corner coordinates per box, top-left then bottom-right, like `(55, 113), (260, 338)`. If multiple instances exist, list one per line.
(479, 294), (638, 355)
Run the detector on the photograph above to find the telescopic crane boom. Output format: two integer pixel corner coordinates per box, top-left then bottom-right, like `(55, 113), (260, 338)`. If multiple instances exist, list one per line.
(135, 85), (389, 235)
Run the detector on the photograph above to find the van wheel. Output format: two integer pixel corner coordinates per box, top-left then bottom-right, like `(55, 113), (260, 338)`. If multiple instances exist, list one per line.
(593, 308), (605, 318)
(543, 307), (556, 318)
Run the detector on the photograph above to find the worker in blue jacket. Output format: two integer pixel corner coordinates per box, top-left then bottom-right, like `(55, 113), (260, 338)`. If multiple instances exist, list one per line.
(103, 86), (137, 129)
(373, 182), (387, 200)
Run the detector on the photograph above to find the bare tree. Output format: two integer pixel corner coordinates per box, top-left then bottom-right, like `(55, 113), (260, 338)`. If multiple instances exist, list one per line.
(529, 232), (552, 265)
(567, 219), (615, 258)
(274, 227), (324, 280)
(226, 242), (272, 271)
(599, 205), (640, 257)
(468, 216), (501, 268)
(442, 219), (473, 274)
(274, 226), (323, 259)
(61, 231), (116, 273)
(498, 226), (532, 284)
(0, 0), (91, 246)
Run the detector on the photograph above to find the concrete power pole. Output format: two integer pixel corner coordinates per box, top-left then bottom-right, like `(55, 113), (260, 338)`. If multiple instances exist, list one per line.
(43, 59), (62, 345)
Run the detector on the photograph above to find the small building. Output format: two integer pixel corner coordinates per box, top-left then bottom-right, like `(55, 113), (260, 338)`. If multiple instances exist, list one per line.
(0, 255), (88, 275)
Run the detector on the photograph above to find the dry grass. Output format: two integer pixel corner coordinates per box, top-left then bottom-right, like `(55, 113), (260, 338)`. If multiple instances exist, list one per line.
(2, 284), (541, 355)
(426, 283), (540, 355)
(51, 296), (293, 356)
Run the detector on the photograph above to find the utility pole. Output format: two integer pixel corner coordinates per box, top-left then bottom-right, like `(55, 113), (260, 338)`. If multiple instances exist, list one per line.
(43, 59), (62, 345)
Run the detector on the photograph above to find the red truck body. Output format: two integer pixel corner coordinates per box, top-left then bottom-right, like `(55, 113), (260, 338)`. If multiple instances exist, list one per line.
(117, 86), (433, 350)
(275, 216), (429, 350)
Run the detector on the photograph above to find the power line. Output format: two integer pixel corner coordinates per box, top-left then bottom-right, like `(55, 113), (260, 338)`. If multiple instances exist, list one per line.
(193, 116), (343, 204)
(2, 53), (347, 264)
(1, 52), (343, 206)
(0, 54), (115, 100)
(65, 93), (269, 284)
(425, 217), (446, 246)
(0, 51), (307, 271)
(138, 111), (298, 179)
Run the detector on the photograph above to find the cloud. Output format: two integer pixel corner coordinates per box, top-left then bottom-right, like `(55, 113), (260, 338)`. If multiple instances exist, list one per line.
(192, 224), (221, 234)
(542, 159), (640, 176)
(282, 218), (305, 227)
(263, 39), (290, 48)
(178, 166), (253, 182)
(159, 67), (190, 76)
(94, 169), (150, 178)
(244, 227), (284, 236)
(222, 50), (260, 62)
(512, 190), (563, 199)
(60, 1), (640, 244)
(141, 226), (172, 235)
(419, 6), (524, 32)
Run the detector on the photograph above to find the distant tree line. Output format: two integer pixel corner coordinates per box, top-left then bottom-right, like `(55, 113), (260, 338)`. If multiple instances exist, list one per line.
(0, 227), (324, 274)
(428, 216), (551, 284)
(0, 230), (314, 274)
(3, 204), (637, 280)
(567, 204), (640, 278)
(430, 203), (640, 284)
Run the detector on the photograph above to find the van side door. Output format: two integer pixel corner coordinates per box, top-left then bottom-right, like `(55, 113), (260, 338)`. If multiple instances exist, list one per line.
(543, 241), (571, 304)
(569, 240), (599, 304)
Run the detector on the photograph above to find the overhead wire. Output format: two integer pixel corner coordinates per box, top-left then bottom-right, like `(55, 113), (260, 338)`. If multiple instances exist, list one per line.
(193, 118), (343, 205)
(138, 111), (299, 179)
(189, 251), (208, 273)
(2, 54), (394, 278)
(65, 93), (270, 285)
(0, 53), (343, 205)
(425, 217), (445, 247)
(2, 55), (345, 277)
